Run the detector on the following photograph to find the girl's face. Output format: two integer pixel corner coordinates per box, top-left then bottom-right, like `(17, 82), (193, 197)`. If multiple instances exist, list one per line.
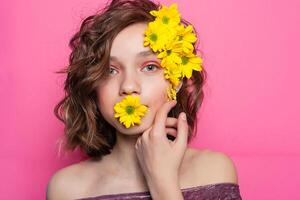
(96, 22), (170, 135)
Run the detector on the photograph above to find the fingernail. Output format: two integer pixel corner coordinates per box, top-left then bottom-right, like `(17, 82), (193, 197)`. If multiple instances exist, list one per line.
(181, 112), (186, 121)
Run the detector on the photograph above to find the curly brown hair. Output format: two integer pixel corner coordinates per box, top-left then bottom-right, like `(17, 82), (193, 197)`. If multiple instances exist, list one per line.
(54, 0), (207, 159)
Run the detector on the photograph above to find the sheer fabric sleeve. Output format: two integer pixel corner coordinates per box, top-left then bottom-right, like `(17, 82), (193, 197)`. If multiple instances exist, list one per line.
(77, 183), (242, 200)
(182, 183), (242, 200)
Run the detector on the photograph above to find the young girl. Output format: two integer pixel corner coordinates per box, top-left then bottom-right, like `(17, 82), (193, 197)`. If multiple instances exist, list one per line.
(47, 0), (242, 199)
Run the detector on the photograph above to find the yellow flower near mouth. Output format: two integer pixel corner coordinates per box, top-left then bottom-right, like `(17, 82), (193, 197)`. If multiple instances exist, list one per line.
(113, 95), (148, 128)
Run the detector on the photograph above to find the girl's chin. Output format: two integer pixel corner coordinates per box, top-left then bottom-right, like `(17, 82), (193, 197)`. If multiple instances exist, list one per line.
(115, 121), (152, 133)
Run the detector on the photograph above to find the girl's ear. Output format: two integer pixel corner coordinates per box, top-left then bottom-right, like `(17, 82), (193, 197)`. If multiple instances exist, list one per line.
(175, 80), (183, 93)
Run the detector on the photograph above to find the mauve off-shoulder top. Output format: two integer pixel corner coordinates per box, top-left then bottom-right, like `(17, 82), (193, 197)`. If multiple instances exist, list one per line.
(77, 182), (242, 200)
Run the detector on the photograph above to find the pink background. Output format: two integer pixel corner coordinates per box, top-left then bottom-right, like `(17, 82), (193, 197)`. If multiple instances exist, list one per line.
(1, 0), (299, 199)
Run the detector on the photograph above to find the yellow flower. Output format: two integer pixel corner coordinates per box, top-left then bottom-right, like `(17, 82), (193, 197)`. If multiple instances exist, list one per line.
(150, 3), (181, 28)
(113, 95), (148, 128)
(163, 62), (182, 87)
(157, 40), (182, 67)
(144, 2), (204, 101)
(175, 24), (197, 54)
(166, 84), (177, 101)
(144, 21), (175, 52)
(179, 53), (203, 79)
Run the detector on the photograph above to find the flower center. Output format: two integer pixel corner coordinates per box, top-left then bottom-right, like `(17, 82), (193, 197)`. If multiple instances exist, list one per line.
(181, 57), (189, 65)
(162, 16), (169, 24)
(126, 106), (135, 114)
(167, 49), (172, 55)
(150, 33), (158, 42)
(178, 36), (183, 41)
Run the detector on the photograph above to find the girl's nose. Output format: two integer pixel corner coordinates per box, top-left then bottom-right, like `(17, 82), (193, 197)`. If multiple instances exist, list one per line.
(119, 72), (141, 96)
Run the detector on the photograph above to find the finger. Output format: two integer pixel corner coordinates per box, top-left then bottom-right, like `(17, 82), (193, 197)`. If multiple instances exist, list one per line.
(166, 117), (178, 128)
(165, 127), (177, 138)
(141, 130), (149, 142)
(174, 112), (188, 148)
(152, 100), (177, 137)
(135, 136), (141, 149)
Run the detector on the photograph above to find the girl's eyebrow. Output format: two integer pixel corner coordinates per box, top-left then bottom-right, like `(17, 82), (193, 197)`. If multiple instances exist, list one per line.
(137, 50), (155, 57)
(109, 50), (156, 61)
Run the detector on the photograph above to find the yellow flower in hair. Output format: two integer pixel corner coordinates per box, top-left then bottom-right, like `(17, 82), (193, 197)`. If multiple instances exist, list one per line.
(164, 62), (182, 87)
(150, 3), (181, 28)
(113, 95), (148, 128)
(166, 84), (177, 101)
(175, 24), (197, 54)
(144, 3), (204, 101)
(157, 41), (182, 67)
(179, 53), (203, 79)
(144, 22), (175, 52)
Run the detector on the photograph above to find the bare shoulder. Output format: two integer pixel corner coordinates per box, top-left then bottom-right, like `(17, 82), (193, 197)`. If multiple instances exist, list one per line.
(183, 147), (239, 186)
(46, 161), (88, 200)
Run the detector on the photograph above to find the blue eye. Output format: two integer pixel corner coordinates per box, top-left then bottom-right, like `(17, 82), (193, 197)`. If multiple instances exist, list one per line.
(143, 64), (158, 72)
(109, 67), (117, 75)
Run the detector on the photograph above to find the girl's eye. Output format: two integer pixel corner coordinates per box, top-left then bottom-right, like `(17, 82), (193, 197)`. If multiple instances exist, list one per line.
(143, 64), (158, 72)
(109, 67), (118, 75)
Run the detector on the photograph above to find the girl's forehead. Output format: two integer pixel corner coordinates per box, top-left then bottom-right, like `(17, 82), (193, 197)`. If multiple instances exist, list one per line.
(110, 23), (149, 55)
(110, 49), (157, 62)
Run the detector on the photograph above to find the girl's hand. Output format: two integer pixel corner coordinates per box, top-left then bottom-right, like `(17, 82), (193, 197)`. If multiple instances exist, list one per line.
(134, 100), (189, 189)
